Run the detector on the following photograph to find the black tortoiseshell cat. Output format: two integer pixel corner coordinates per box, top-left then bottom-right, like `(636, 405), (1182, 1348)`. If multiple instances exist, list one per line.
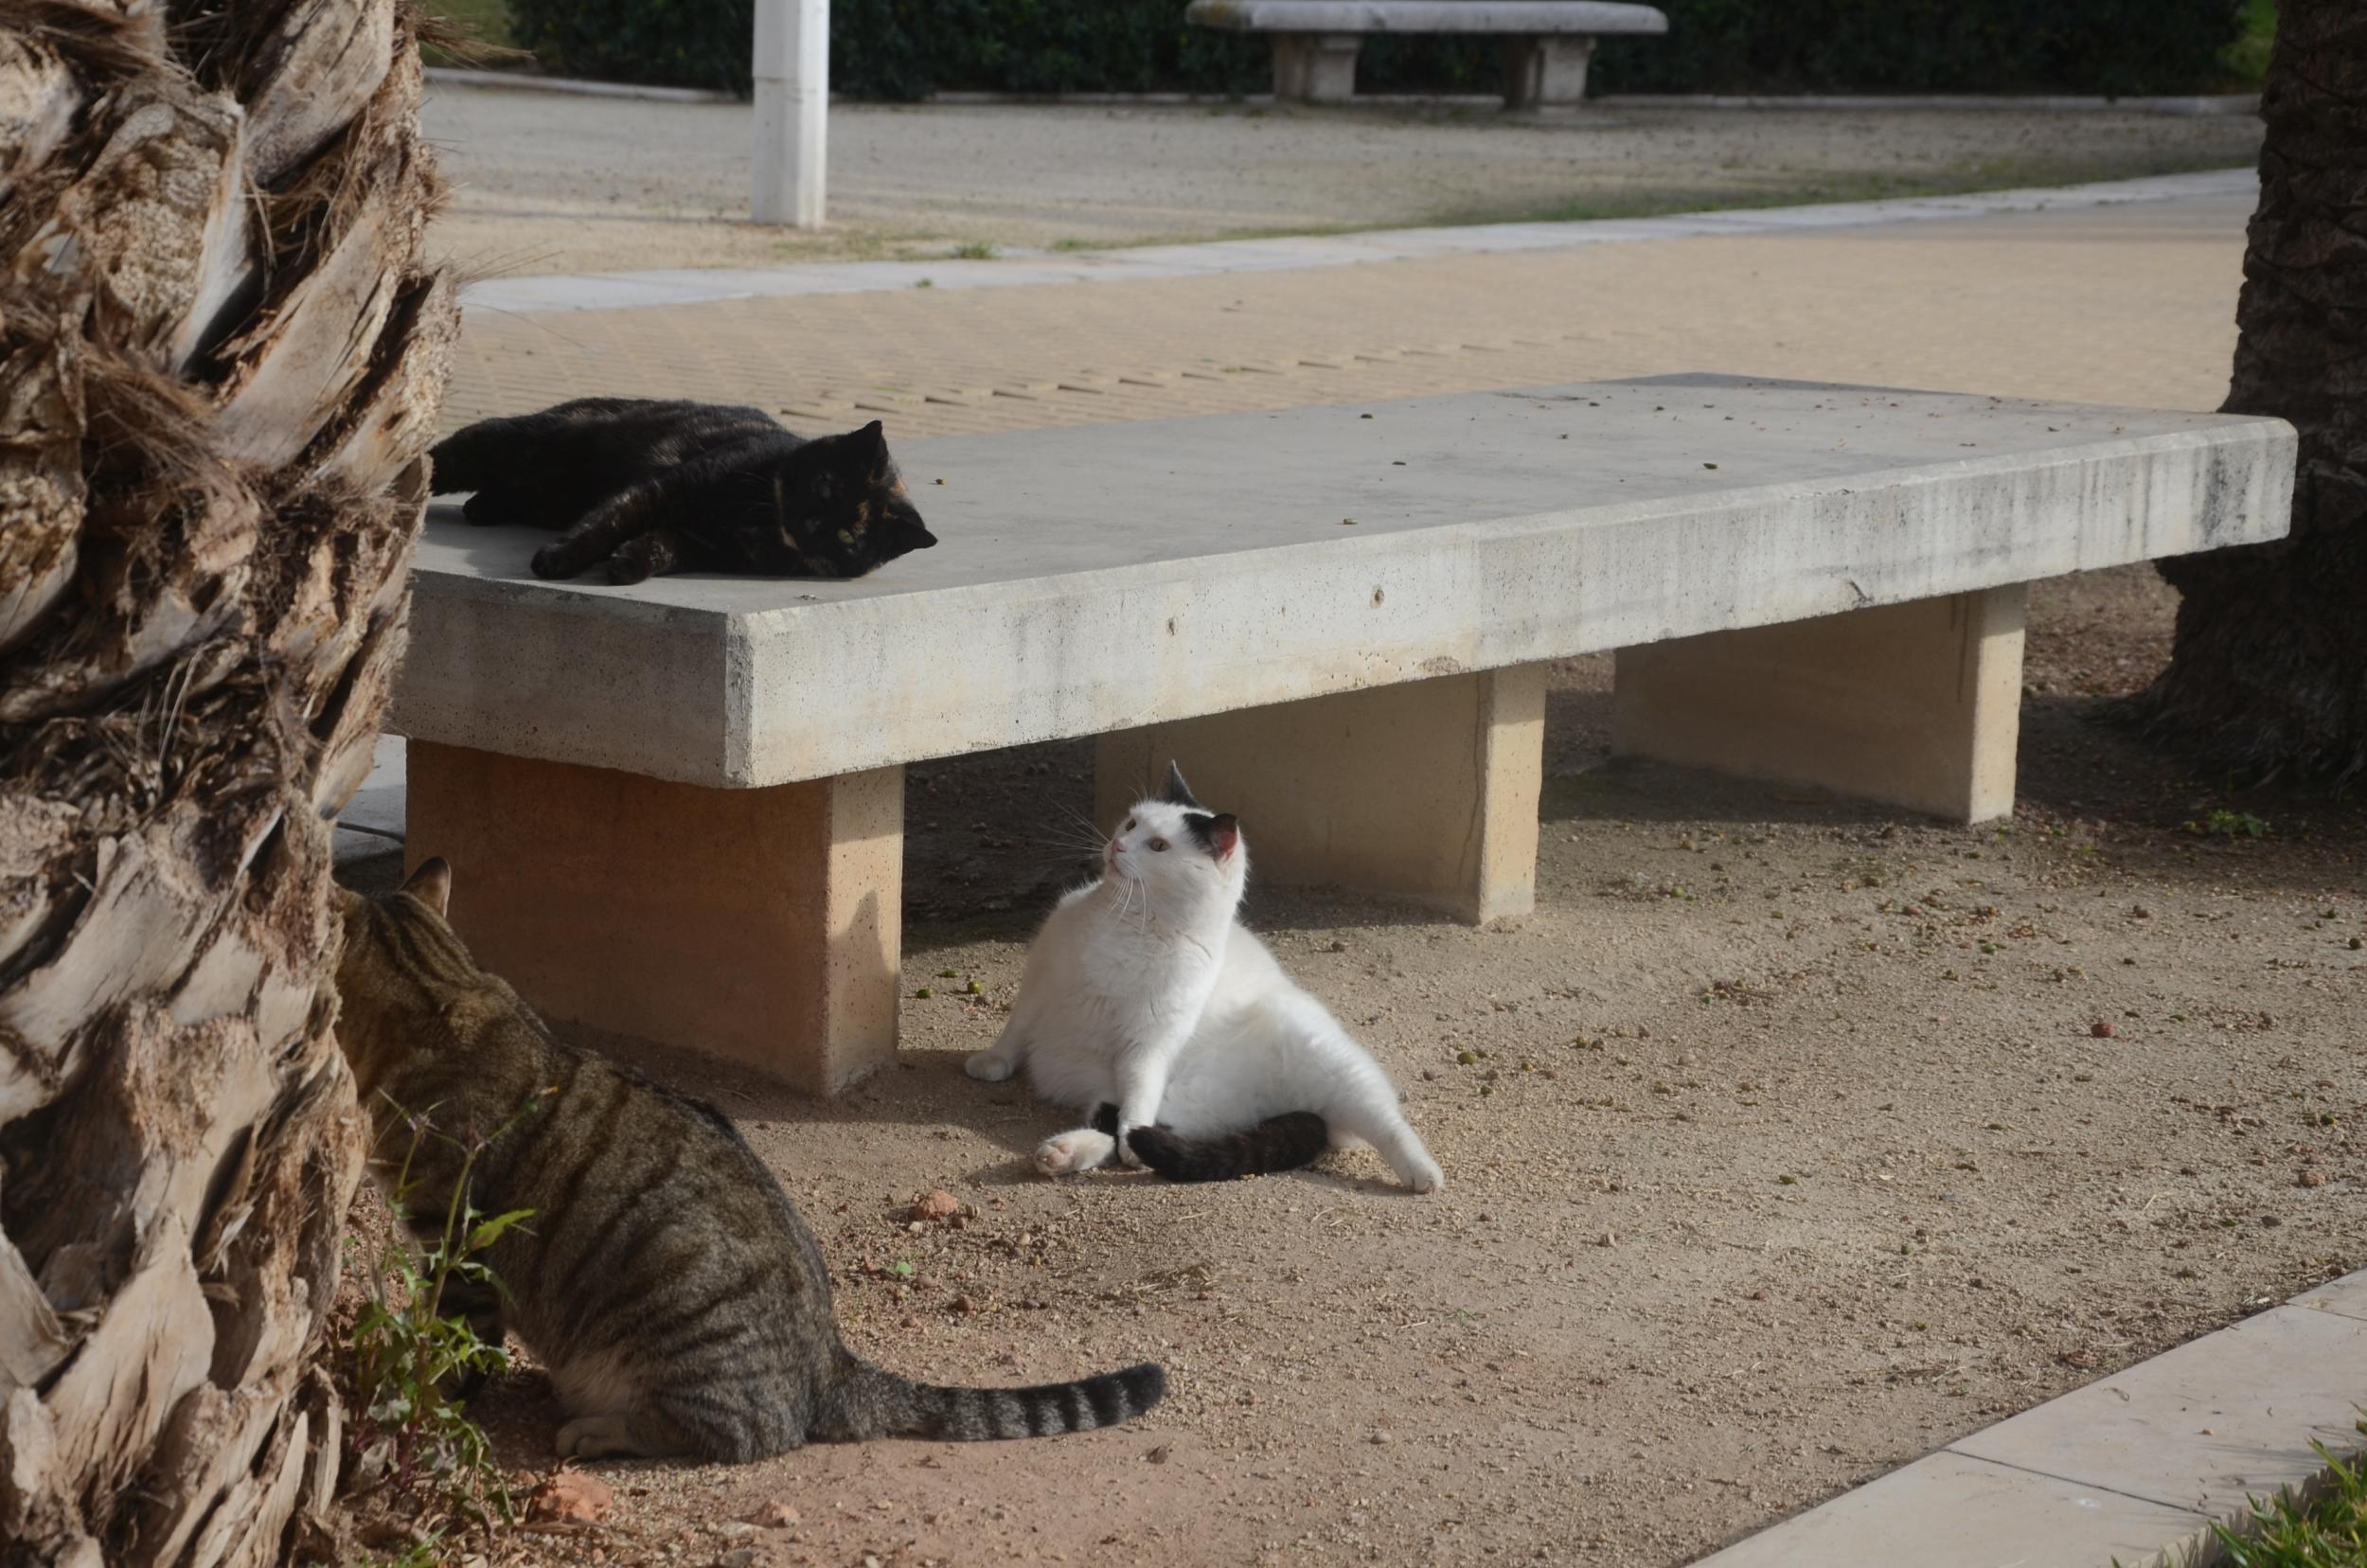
(428, 397), (937, 584)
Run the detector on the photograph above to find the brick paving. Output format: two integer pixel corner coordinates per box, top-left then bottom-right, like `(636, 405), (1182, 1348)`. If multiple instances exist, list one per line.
(444, 192), (2250, 442)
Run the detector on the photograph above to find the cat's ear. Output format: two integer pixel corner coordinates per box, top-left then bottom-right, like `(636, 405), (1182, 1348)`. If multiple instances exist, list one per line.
(401, 857), (453, 917)
(1185, 811), (1240, 862)
(1158, 761), (1201, 810)
(847, 423), (890, 478)
(886, 497), (937, 550)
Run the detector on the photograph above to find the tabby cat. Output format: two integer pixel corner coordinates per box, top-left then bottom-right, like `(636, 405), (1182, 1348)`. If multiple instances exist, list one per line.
(427, 397), (937, 584)
(333, 860), (1164, 1461)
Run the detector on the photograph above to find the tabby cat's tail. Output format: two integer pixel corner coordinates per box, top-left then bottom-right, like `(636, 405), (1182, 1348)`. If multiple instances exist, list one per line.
(1124, 1112), (1332, 1183)
(829, 1357), (1166, 1442)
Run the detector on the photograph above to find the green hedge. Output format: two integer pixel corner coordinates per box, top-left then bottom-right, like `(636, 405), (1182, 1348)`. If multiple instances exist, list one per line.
(505, 0), (2249, 102)
(1593, 0), (2250, 98)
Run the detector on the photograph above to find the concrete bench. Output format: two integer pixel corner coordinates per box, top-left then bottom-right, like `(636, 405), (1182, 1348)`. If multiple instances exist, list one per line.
(391, 375), (2292, 1096)
(1185, 0), (1669, 112)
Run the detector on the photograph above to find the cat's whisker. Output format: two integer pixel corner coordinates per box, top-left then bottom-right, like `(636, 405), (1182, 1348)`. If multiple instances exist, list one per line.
(1022, 831), (1109, 857)
(1035, 811), (1108, 841)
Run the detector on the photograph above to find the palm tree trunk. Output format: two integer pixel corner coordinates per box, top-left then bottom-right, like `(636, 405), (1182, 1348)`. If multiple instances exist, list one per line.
(2145, 0), (2367, 781)
(0, 0), (454, 1561)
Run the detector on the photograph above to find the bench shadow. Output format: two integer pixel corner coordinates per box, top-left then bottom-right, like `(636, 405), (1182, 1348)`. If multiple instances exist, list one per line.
(425, 513), (751, 591)
(1539, 676), (2367, 900)
(557, 1020), (1426, 1201)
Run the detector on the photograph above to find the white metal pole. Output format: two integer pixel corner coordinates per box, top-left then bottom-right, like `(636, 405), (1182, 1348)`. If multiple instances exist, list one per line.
(752, 0), (827, 227)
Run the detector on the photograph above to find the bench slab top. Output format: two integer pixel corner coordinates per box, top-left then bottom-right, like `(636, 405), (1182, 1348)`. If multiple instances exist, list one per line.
(1185, 1), (1669, 35)
(393, 375), (2292, 789)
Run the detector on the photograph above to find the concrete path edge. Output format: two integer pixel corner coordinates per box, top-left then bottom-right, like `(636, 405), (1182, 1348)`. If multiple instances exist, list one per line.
(456, 167), (2258, 317)
(425, 65), (737, 103)
(1690, 1268), (2367, 1568)
(422, 68), (2256, 116)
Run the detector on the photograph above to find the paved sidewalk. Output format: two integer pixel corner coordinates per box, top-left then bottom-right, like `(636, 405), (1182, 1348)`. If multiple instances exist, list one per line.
(447, 180), (2251, 439)
(423, 85), (2259, 275)
(456, 169), (2253, 314)
(1699, 1268), (2367, 1567)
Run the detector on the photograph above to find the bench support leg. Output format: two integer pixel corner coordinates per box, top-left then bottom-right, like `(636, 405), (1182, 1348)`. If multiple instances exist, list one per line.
(1271, 33), (1361, 105)
(1502, 36), (1595, 113)
(403, 741), (902, 1096)
(1611, 586), (2027, 823)
(1095, 666), (1546, 923)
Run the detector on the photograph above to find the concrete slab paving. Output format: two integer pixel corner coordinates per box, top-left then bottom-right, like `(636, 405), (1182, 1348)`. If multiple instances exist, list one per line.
(2291, 1270), (2367, 1326)
(1691, 1270), (2367, 1567)
(1687, 1451), (2211, 1568)
(1949, 1303), (2367, 1519)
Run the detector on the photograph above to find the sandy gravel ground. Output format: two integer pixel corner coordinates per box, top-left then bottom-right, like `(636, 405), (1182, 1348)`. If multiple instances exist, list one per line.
(421, 90), (2261, 276)
(326, 175), (2365, 1567)
(336, 561), (2366, 1568)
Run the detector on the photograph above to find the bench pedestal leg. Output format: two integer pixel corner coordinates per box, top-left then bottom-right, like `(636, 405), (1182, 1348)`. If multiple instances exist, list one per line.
(1502, 36), (1594, 113)
(1095, 666), (1545, 923)
(1271, 33), (1361, 104)
(1611, 586), (2027, 824)
(403, 741), (902, 1096)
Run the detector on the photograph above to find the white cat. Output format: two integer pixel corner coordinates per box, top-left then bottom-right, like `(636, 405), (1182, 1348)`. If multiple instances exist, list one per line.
(964, 764), (1443, 1194)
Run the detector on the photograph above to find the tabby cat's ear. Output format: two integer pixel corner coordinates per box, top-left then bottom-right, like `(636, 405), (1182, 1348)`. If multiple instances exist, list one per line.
(1158, 761), (1201, 810)
(401, 857), (453, 917)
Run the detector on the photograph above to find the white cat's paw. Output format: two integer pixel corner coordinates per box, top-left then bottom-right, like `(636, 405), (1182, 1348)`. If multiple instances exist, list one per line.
(965, 1049), (1018, 1082)
(1033, 1130), (1115, 1178)
(1403, 1158), (1446, 1195)
(1112, 1124), (1146, 1169)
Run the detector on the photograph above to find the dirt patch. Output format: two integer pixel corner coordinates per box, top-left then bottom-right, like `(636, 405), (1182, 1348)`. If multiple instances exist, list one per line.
(333, 561), (2365, 1566)
(420, 93), (2261, 276)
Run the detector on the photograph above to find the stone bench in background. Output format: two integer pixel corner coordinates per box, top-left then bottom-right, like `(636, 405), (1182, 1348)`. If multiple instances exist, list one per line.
(1185, 0), (1670, 112)
(391, 375), (2293, 1096)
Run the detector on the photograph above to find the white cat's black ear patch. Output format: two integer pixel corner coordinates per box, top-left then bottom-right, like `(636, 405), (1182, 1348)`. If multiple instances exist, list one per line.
(1184, 811), (1238, 861)
(1159, 762), (1201, 810)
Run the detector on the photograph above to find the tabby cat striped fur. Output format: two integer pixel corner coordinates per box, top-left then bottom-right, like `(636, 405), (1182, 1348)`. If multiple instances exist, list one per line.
(333, 860), (1165, 1461)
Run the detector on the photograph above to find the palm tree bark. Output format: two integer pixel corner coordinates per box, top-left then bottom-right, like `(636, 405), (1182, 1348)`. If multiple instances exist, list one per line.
(0, 1), (454, 1562)
(2145, 0), (2367, 781)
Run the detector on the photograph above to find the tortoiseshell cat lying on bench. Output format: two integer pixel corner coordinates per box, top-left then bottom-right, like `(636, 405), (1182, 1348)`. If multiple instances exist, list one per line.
(429, 398), (937, 584)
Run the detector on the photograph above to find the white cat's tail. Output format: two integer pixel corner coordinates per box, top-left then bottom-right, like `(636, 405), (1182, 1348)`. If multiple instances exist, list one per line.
(1120, 1110), (1331, 1182)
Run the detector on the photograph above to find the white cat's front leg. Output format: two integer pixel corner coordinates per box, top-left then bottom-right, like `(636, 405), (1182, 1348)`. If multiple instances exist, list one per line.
(1111, 1037), (1184, 1169)
(965, 1017), (1028, 1082)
